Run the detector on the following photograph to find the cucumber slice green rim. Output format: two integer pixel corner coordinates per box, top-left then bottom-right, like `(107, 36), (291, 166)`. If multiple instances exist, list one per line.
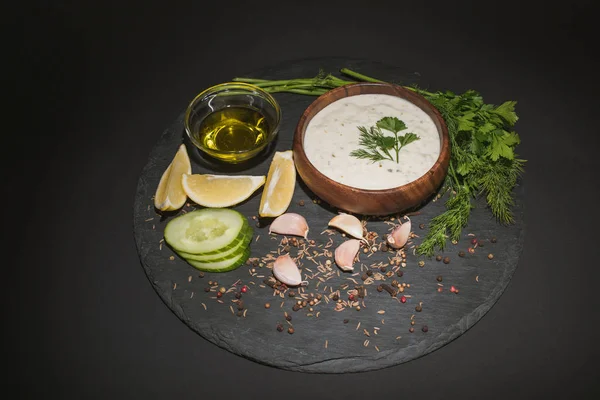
(164, 208), (248, 255)
(185, 246), (251, 272)
(177, 225), (253, 262)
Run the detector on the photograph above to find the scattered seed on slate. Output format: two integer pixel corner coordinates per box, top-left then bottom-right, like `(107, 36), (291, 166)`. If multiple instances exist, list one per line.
(458, 250), (465, 257)
(343, 319), (349, 324)
(436, 255), (442, 262)
(415, 304), (423, 312)
(488, 253), (494, 259)
(436, 275), (443, 282)
(409, 327), (415, 333)
(491, 237), (497, 243)
(443, 256), (451, 264)
(419, 223), (425, 229)
(422, 325), (429, 332)
(397, 270), (403, 277)
(288, 327), (295, 334)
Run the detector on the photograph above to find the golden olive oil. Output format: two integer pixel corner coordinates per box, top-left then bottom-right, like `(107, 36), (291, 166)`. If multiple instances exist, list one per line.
(197, 107), (269, 160)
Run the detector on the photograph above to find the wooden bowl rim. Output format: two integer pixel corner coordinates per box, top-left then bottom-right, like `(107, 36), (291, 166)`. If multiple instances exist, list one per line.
(293, 82), (451, 196)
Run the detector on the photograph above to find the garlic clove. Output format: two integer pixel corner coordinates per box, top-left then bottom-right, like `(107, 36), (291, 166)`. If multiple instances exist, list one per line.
(273, 254), (306, 287)
(387, 216), (411, 249)
(334, 239), (361, 272)
(269, 213), (309, 238)
(328, 213), (365, 240)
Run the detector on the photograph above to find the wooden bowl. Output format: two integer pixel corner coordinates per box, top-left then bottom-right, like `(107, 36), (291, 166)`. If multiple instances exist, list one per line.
(293, 82), (450, 216)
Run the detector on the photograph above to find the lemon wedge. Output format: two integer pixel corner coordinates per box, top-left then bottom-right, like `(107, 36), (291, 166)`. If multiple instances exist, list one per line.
(259, 150), (296, 217)
(154, 144), (192, 211)
(182, 174), (266, 208)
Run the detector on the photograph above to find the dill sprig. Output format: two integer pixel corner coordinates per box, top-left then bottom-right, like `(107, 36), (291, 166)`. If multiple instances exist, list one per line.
(232, 68), (526, 255)
(350, 117), (420, 163)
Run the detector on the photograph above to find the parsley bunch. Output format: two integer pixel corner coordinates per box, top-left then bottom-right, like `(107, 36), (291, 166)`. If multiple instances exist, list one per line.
(232, 68), (525, 255)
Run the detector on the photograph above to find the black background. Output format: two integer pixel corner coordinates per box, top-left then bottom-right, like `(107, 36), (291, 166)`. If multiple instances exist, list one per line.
(6, 0), (600, 398)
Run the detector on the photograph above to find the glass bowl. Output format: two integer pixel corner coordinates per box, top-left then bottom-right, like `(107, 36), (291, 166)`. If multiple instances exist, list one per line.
(184, 82), (282, 163)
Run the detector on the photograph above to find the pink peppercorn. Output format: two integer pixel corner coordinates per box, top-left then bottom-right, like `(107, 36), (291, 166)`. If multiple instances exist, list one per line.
(400, 295), (407, 303)
(241, 285), (248, 293)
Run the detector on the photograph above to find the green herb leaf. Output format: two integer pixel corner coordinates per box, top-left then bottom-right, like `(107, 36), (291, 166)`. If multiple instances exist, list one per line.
(376, 117), (407, 134)
(398, 132), (420, 147)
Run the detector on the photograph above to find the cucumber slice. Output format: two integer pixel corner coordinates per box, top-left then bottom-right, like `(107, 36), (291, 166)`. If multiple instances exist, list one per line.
(177, 225), (253, 262)
(184, 246), (251, 272)
(164, 208), (248, 254)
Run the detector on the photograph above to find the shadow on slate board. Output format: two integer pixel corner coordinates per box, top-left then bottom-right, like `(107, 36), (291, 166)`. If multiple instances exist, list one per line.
(133, 57), (526, 373)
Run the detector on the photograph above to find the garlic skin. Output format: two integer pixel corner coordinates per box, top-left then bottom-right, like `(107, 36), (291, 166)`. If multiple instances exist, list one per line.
(273, 254), (306, 287)
(269, 213), (309, 238)
(328, 213), (365, 240)
(334, 239), (361, 272)
(387, 216), (411, 249)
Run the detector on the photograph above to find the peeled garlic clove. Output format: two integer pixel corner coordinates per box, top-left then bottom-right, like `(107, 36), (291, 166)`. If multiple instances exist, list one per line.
(273, 254), (306, 287)
(334, 239), (361, 272)
(269, 213), (309, 238)
(328, 213), (365, 240)
(387, 217), (411, 249)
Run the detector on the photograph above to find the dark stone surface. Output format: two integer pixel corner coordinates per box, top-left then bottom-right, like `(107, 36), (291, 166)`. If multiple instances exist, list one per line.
(133, 58), (525, 373)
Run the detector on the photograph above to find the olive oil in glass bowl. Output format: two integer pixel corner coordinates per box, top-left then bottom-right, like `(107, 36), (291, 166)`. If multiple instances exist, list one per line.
(184, 83), (281, 163)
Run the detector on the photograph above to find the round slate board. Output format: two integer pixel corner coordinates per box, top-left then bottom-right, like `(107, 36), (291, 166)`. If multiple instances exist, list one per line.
(133, 58), (525, 373)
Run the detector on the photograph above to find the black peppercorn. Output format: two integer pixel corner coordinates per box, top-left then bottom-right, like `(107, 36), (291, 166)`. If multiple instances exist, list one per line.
(292, 304), (300, 312)
(276, 323), (284, 332)
(409, 327), (415, 333)
(436, 255), (442, 261)
(361, 273), (368, 281)
(366, 270), (373, 277)
(288, 327), (295, 334)
(436, 275), (443, 282)
(422, 325), (429, 332)
(491, 237), (497, 243)
(419, 223), (425, 229)
(379, 266), (387, 273)
(285, 314), (292, 322)
(443, 256), (451, 264)
(343, 319), (349, 324)
(204, 287), (211, 292)
(397, 270), (403, 277)
(458, 251), (465, 257)
(377, 285), (383, 292)
(415, 305), (423, 312)
(198, 272), (205, 278)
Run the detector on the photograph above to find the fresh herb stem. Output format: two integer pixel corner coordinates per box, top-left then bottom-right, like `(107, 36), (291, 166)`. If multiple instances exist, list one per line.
(340, 68), (384, 83)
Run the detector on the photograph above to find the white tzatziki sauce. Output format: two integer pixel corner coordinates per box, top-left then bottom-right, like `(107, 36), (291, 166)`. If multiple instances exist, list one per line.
(303, 94), (441, 190)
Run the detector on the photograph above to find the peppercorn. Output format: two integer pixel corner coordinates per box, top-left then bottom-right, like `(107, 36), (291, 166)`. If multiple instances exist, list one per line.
(288, 291), (296, 297)
(415, 304), (422, 312)
(355, 306), (361, 311)
(361, 273), (368, 281)
(419, 223), (425, 229)
(237, 302), (244, 310)
(241, 285), (248, 293)
(198, 272), (205, 278)
(204, 287), (210, 292)
(208, 280), (213, 286)
(216, 292), (222, 298)
(366, 270), (373, 277)
(380, 266), (387, 273)
(264, 303), (271, 309)
(491, 237), (497, 243)
(288, 327), (295, 334)
(458, 250), (465, 257)
(436, 275), (443, 282)
(343, 319), (349, 324)
(409, 327), (415, 333)
(292, 304), (300, 312)
(382, 244), (389, 252)
(488, 253), (494, 260)
(377, 285), (383, 292)
(437, 287), (443, 293)
(299, 200), (305, 206)
(332, 293), (339, 301)
(468, 247), (475, 254)
(397, 270), (403, 277)
(219, 287), (226, 294)
(302, 300), (308, 307)
(276, 324), (284, 332)
(411, 320), (415, 326)
(400, 295), (407, 303)
(348, 294), (355, 301)
(422, 325), (429, 332)
(309, 300), (315, 306)
(285, 314), (292, 321)
(391, 280), (399, 287)
(418, 260), (425, 267)
(436, 255), (442, 262)
(471, 238), (478, 245)
(309, 240), (315, 245)
(237, 311), (243, 317)
(443, 256), (450, 264)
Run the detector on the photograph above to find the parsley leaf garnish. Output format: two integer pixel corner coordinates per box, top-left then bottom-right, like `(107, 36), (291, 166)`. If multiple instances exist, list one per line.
(350, 116), (420, 163)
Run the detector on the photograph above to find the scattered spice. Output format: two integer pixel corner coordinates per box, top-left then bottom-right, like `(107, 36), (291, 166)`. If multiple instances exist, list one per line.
(419, 223), (425, 229)
(468, 247), (475, 254)
(396, 270), (403, 277)
(458, 250), (465, 257)
(288, 327), (295, 334)
(265, 303), (271, 309)
(409, 327), (415, 333)
(487, 253), (494, 260)
(415, 304), (423, 312)
(276, 323), (284, 332)
(418, 260), (425, 267)
(422, 325), (429, 332)
(435, 255), (442, 262)
(491, 237), (497, 243)
(198, 272), (205, 278)
(443, 256), (451, 264)
(400, 295), (407, 303)
(436, 275), (443, 282)
(299, 200), (305, 206)
(343, 319), (349, 324)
